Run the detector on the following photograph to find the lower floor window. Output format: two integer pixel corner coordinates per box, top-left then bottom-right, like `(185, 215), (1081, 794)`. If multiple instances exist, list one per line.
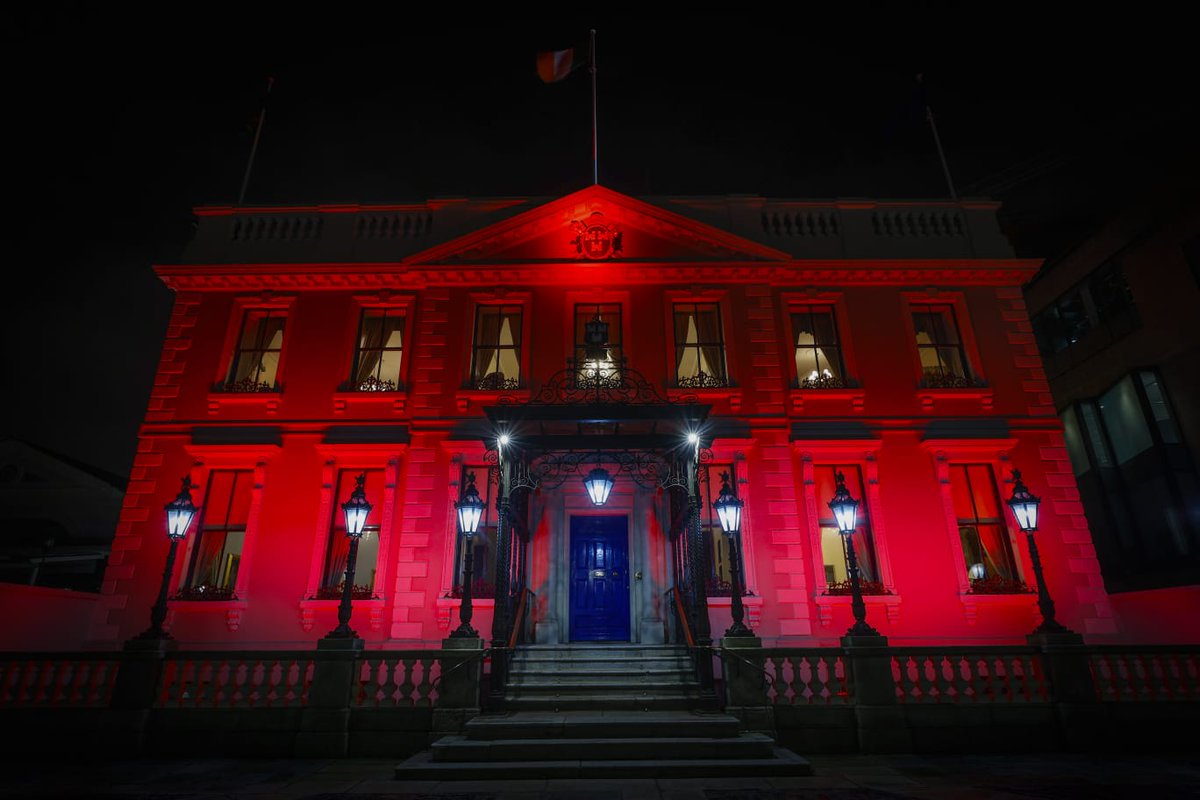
(951, 464), (1025, 593)
(181, 470), (251, 600)
(451, 465), (498, 598)
(318, 469), (384, 599)
(815, 465), (885, 595)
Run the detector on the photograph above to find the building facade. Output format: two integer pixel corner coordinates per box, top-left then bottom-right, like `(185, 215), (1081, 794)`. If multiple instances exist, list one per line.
(1025, 189), (1200, 643)
(85, 185), (1162, 650)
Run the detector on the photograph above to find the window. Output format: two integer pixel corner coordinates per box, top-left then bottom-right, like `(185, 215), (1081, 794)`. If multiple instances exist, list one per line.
(181, 470), (252, 600)
(698, 462), (743, 595)
(911, 304), (973, 388)
(1062, 369), (1200, 591)
(673, 303), (728, 388)
(791, 307), (846, 388)
(813, 465), (884, 594)
(451, 465), (497, 598)
(1032, 260), (1138, 361)
(470, 305), (522, 390)
(225, 309), (286, 392)
(949, 464), (1024, 594)
(350, 309), (404, 391)
(318, 469), (384, 599)
(574, 303), (622, 383)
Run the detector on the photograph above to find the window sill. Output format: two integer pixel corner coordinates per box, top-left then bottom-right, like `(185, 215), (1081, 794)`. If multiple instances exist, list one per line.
(207, 391), (282, 414)
(456, 388), (530, 412)
(789, 387), (866, 413)
(333, 390), (406, 414)
(436, 596), (495, 632)
(297, 598), (385, 633)
(815, 592), (902, 626)
(169, 598), (249, 633)
(666, 386), (743, 412)
(958, 590), (1037, 626)
(917, 386), (993, 412)
(705, 594), (764, 628)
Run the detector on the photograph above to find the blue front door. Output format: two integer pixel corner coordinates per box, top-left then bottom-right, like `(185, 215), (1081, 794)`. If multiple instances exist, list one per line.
(569, 516), (631, 642)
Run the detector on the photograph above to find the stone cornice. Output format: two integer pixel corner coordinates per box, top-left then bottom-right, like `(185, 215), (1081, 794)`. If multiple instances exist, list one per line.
(155, 258), (1042, 291)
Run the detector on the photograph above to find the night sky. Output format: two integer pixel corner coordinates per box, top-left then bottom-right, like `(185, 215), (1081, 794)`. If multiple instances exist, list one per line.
(2, 9), (1194, 479)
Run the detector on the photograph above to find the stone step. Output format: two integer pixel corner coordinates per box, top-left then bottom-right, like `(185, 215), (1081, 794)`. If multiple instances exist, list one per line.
(508, 672), (698, 686)
(499, 694), (706, 711)
(395, 748), (814, 779)
(431, 733), (776, 762)
(464, 710), (743, 740)
(514, 645), (690, 659)
(511, 656), (694, 670)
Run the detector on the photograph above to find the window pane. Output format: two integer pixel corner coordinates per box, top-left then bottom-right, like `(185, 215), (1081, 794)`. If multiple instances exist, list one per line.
(1079, 402), (1113, 468)
(257, 350), (280, 385)
(380, 315), (404, 350)
(967, 465), (1001, 520)
(1098, 376), (1153, 464)
(809, 310), (837, 346)
(821, 526), (847, 583)
(949, 465), (975, 519)
(239, 311), (269, 349)
(378, 350), (403, 385)
(1061, 407), (1091, 475)
(1139, 371), (1181, 444)
(1088, 261), (1134, 321)
(204, 471), (237, 526)
(225, 471), (252, 526)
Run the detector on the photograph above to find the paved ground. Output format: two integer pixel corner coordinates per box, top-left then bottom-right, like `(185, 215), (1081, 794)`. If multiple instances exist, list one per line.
(2, 753), (1199, 799)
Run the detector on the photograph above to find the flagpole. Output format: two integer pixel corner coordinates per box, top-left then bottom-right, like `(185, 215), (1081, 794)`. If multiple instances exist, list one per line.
(590, 28), (598, 186)
(238, 76), (274, 206)
(918, 75), (957, 200)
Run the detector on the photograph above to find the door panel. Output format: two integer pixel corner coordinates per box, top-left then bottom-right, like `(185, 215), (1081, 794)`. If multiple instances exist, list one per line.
(569, 516), (630, 642)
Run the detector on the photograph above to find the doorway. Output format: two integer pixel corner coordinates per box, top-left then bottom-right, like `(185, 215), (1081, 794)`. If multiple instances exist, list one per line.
(568, 515), (631, 642)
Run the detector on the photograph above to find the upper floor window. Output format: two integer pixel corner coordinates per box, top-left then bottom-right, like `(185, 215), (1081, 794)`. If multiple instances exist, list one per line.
(574, 303), (622, 383)
(351, 309), (404, 392)
(470, 305), (522, 390)
(181, 470), (252, 600)
(911, 304), (973, 388)
(1032, 260), (1137, 358)
(226, 309), (286, 392)
(949, 464), (1023, 594)
(813, 465), (884, 594)
(319, 469), (384, 599)
(791, 307), (846, 388)
(673, 303), (728, 388)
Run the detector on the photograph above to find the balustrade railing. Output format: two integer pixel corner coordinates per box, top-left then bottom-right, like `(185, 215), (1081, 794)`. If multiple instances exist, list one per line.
(761, 649), (853, 705)
(0, 653), (120, 708)
(1089, 647), (1200, 702)
(890, 647), (1048, 704)
(157, 651), (315, 708)
(355, 651), (441, 707)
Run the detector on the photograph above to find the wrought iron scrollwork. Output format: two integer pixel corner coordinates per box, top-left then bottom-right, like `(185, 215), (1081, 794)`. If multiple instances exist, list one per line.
(527, 450), (674, 491)
(504, 358), (698, 407)
(676, 371), (729, 390)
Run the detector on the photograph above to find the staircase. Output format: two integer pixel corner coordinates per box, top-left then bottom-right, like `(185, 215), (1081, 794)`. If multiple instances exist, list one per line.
(395, 643), (812, 779)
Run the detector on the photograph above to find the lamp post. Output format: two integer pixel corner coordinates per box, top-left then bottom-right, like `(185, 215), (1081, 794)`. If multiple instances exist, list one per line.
(1006, 469), (1077, 637)
(714, 471), (752, 637)
(136, 476), (199, 640)
(325, 473), (372, 640)
(828, 471), (880, 637)
(451, 471), (486, 638)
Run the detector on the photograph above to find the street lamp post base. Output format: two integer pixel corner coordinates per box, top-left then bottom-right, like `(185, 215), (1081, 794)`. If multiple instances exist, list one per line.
(317, 635), (365, 652)
(448, 625), (479, 639)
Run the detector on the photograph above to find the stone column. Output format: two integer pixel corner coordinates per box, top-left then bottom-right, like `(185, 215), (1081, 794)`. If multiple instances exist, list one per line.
(295, 638), (363, 757)
(720, 635), (772, 735)
(432, 637), (485, 737)
(841, 633), (911, 753)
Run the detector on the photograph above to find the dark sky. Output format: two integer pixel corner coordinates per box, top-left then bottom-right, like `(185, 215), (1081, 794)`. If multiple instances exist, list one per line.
(2, 8), (1195, 479)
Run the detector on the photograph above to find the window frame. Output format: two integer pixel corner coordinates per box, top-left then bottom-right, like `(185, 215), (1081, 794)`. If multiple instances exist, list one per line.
(795, 442), (900, 628)
(300, 445), (404, 634)
(181, 468), (254, 600)
(787, 302), (851, 389)
(464, 291), (532, 392)
(469, 304), (526, 390)
(669, 301), (730, 389)
(345, 297), (415, 393)
(217, 297), (296, 393)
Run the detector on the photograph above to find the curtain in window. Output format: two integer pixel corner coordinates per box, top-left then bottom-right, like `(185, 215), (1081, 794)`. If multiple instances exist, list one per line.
(191, 531), (227, 588)
(354, 314), (387, 386)
(695, 306), (725, 380)
(323, 534), (351, 588)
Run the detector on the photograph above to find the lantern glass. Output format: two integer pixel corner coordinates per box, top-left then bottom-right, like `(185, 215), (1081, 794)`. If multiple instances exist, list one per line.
(164, 477), (199, 541)
(1006, 469), (1041, 533)
(713, 473), (743, 535)
(342, 474), (373, 538)
(583, 467), (614, 506)
(456, 472), (485, 536)
(827, 472), (859, 535)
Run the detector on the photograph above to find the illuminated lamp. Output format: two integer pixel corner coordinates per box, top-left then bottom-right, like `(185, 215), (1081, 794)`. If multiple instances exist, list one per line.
(134, 476), (200, 641)
(827, 471), (879, 638)
(451, 471), (486, 638)
(1005, 469), (1078, 639)
(968, 563), (987, 581)
(326, 473), (373, 640)
(583, 467), (615, 506)
(714, 472), (752, 638)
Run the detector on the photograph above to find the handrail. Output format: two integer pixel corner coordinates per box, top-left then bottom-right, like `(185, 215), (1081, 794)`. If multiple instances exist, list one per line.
(714, 645), (776, 688)
(428, 647), (491, 693)
(668, 586), (696, 648)
(507, 588), (533, 650)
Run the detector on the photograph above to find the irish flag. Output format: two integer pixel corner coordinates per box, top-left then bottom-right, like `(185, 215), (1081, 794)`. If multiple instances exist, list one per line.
(537, 44), (588, 83)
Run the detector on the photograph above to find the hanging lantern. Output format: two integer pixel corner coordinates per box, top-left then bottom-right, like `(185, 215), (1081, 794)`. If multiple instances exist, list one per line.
(342, 473), (373, 538)
(164, 476), (199, 541)
(827, 471), (859, 535)
(583, 314), (610, 362)
(713, 471), (743, 535)
(583, 467), (615, 506)
(1006, 468), (1041, 533)
(456, 471), (486, 537)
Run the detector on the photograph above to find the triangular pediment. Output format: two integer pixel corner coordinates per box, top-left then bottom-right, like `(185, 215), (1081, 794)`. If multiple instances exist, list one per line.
(404, 185), (791, 265)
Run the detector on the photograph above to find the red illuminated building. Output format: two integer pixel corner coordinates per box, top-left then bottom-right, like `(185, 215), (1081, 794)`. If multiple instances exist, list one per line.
(83, 185), (1196, 651)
